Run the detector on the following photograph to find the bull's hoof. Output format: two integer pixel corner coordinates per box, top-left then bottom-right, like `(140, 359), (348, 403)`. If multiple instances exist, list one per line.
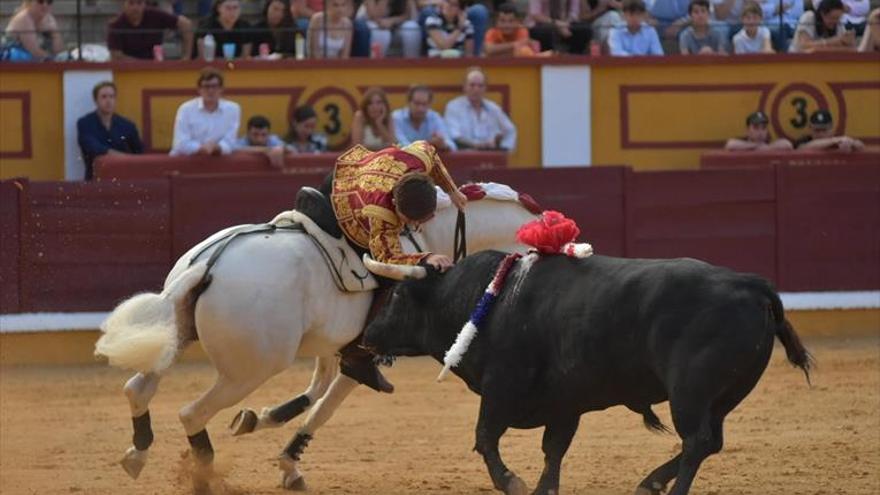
(120, 446), (148, 479)
(505, 475), (529, 495)
(229, 408), (258, 436)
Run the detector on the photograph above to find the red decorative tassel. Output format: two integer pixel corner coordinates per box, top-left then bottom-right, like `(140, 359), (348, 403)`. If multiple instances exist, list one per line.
(515, 210), (581, 254)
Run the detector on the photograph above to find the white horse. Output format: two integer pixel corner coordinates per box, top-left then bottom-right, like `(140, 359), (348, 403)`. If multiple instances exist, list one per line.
(95, 184), (539, 490)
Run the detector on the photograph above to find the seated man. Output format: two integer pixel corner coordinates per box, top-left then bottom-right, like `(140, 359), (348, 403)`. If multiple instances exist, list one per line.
(235, 115), (287, 168)
(444, 67), (517, 152)
(392, 84), (457, 151)
(170, 67), (241, 156)
(794, 110), (864, 152)
(608, 0), (664, 56)
(314, 140), (468, 393)
(107, 0), (194, 60)
(724, 111), (793, 151)
(77, 81), (144, 180)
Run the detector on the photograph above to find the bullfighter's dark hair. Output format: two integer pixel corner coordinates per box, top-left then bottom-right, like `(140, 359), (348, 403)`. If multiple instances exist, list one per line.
(393, 173), (437, 221)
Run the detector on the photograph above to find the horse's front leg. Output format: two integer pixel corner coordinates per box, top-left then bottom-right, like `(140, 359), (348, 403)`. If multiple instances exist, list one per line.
(120, 372), (161, 479)
(230, 356), (338, 436)
(278, 372), (360, 490)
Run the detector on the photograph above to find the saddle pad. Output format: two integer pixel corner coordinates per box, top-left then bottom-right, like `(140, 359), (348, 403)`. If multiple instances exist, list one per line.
(272, 210), (378, 293)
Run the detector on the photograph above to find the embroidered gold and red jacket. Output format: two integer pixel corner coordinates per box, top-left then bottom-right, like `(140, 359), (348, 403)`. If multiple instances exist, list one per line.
(330, 141), (458, 265)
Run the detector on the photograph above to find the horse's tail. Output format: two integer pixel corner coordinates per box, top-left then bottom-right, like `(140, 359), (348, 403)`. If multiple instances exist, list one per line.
(763, 280), (814, 384)
(94, 262), (210, 374)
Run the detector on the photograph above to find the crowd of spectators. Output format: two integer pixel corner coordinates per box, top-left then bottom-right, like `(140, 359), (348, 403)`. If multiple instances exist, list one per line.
(3, 0), (878, 61)
(74, 65), (518, 179)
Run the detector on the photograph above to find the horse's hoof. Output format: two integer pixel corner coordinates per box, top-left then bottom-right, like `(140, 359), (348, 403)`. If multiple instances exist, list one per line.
(229, 408), (258, 436)
(505, 475), (529, 495)
(282, 474), (307, 491)
(634, 482), (663, 495)
(120, 446), (148, 479)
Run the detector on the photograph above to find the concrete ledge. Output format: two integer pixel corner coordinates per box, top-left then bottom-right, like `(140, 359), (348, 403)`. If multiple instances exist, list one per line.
(1, 308), (877, 366)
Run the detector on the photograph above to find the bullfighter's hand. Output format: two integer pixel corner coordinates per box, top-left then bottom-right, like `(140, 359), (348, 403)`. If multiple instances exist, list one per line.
(425, 254), (453, 272)
(451, 190), (468, 211)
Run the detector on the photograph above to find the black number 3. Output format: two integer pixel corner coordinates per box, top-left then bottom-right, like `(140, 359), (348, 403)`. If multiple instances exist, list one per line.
(323, 103), (341, 135)
(790, 97), (808, 129)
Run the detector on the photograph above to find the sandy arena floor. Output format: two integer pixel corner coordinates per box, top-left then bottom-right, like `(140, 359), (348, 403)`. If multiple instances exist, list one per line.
(1, 337), (878, 495)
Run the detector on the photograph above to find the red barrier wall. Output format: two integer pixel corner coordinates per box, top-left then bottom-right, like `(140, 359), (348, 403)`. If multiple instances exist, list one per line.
(0, 179), (23, 313)
(625, 167), (778, 281)
(472, 167), (628, 256)
(20, 180), (171, 312)
(171, 173), (325, 259)
(1, 164), (877, 313)
(701, 150), (880, 169)
(776, 163), (880, 291)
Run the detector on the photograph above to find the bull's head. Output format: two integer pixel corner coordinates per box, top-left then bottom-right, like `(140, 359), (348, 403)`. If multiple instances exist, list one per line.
(362, 256), (437, 358)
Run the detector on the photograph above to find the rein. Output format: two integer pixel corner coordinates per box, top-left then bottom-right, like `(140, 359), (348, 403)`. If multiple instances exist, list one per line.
(453, 209), (467, 262)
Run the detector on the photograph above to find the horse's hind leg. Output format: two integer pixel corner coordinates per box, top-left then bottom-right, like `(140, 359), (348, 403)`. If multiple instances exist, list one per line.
(179, 374), (267, 489)
(120, 372), (161, 479)
(278, 373), (360, 490)
(230, 356), (338, 436)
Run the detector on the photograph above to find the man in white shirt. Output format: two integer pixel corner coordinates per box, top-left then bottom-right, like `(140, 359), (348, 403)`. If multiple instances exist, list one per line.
(443, 67), (517, 152)
(170, 67), (241, 156)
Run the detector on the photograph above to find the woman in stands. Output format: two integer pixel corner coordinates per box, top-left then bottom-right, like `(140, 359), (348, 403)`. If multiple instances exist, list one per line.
(307, 0), (353, 58)
(285, 105), (329, 153)
(251, 0), (298, 56)
(858, 8), (880, 52)
(351, 87), (397, 151)
(195, 0), (252, 59)
(789, 0), (856, 52)
(357, 0), (422, 58)
(2, 0), (65, 61)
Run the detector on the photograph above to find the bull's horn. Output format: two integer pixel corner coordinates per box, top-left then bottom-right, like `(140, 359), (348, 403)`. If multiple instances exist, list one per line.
(363, 254), (427, 280)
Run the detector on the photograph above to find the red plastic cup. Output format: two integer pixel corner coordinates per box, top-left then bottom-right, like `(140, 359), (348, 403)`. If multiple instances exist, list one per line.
(590, 41), (601, 57)
(371, 42), (383, 59)
(153, 44), (164, 61)
(259, 43), (270, 57)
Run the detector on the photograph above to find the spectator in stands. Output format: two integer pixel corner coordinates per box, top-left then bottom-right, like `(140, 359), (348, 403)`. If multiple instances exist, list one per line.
(77, 81), (144, 180)
(2, 0), (64, 61)
(484, 2), (548, 56)
(285, 105), (328, 153)
(307, 0), (353, 58)
(392, 85), (456, 150)
(357, 0), (422, 57)
(858, 8), (880, 52)
(794, 110), (864, 151)
(759, 0), (802, 51)
(526, 0), (591, 53)
(710, 0), (746, 42)
(725, 111), (793, 151)
(195, 0), (253, 59)
(647, 0), (690, 43)
(295, 0), (373, 57)
(351, 87), (398, 151)
(250, 0), (298, 57)
(608, 0), (663, 55)
(424, 0), (476, 57)
(291, 0), (322, 33)
(418, 0), (491, 55)
(107, 0), (193, 60)
(235, 115), (287, 167)
(170, 67), (241, 156)
(733, 1), (773, 54)
(444, 67), (517, 152)
(679, 0), (727, 54)
(580, 0), (623, 49)
(789, 0), (856, 53)
(842, 0), (870, 36)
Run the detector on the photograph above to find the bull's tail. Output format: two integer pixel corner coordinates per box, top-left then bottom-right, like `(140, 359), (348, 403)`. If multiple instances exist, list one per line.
(765, 283), (814, 385)
(94, 262), (211, 374)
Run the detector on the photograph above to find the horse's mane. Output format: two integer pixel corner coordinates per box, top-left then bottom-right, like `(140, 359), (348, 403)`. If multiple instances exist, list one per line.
(435, 182), (543, 214)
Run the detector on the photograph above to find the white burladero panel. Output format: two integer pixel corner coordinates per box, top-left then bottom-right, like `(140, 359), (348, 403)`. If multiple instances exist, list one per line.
(540, 65), (591, 167)
(63, 70), (113, 181)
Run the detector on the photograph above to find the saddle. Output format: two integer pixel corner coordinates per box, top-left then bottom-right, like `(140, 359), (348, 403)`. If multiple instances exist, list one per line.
(271, 188), (378, 293)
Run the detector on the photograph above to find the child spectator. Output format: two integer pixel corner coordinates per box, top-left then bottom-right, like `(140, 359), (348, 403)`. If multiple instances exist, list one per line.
(732, 1), (772, 54)
(679, 0), (727, 54)
(285, 105), (328, 153)
(2, 0), (64, 61)
(789, 0), (855, 53)
(725, 111), (793, 151)
(483, 2), (547, 57)
(351, 87), (397, 151)
(424, 0), (475, 57)
(608, 0), (663, 56)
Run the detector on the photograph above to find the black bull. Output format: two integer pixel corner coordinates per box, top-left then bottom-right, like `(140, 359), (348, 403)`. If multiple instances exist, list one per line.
(364, 251), (812, 495)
